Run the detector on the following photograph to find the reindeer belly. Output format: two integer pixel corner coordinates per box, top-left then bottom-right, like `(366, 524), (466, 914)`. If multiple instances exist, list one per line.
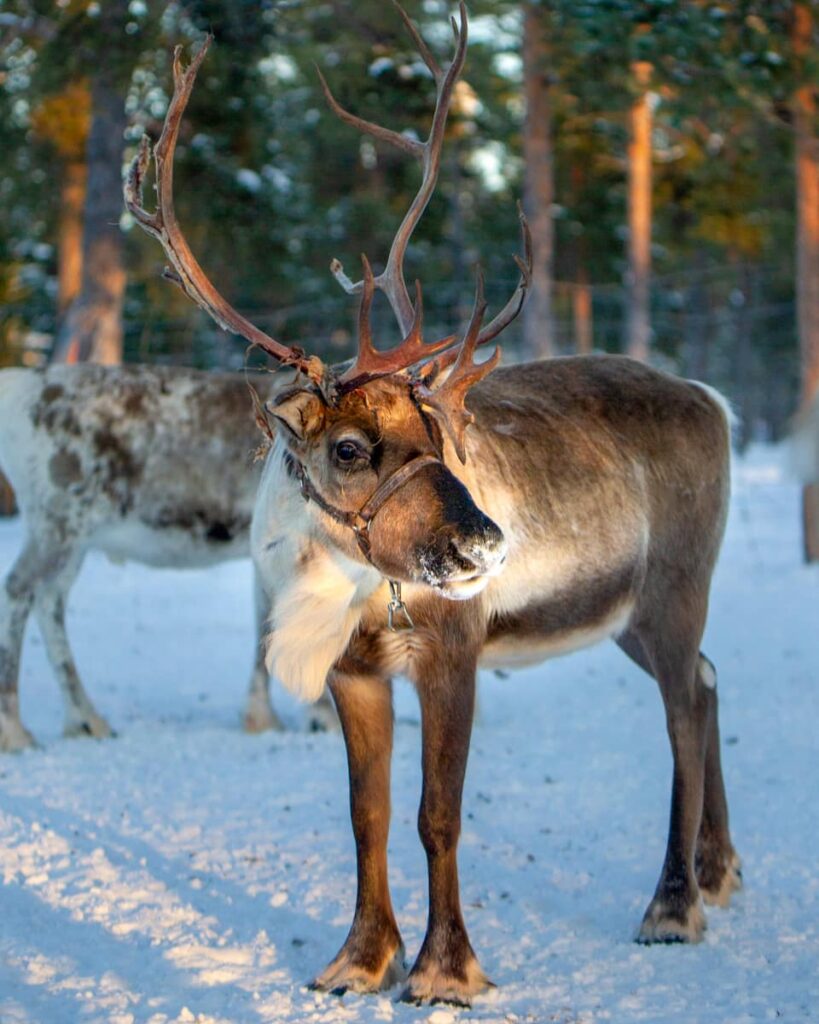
(480, 565), (637, 670)
(95, 515), (251, 568)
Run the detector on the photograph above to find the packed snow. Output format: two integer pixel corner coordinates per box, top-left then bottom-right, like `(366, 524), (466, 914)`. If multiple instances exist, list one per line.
(1, 445), (817, 1023)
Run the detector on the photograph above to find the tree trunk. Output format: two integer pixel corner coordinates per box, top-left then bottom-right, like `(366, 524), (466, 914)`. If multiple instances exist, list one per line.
(522, 2), (555, 359)
(58, 160), (86, 315)
(572, 271), (593, 354)
(625, 61), (653, 362)
(52, 46), (128, 364)
(793, 3), (819, 561)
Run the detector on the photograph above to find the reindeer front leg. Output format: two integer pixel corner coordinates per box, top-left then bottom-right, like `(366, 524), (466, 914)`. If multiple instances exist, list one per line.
(0, 540), (39, 752)
(312, 667), (405, 993)
(402, 652), (491, 1006)
(243, 570), (284, 733)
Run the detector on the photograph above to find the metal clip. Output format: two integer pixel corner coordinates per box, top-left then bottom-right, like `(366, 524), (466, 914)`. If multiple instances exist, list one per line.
(387, 579), (415, 633)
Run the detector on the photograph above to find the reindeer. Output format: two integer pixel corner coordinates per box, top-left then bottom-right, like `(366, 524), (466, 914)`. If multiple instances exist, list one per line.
(126, 5), (741, 1005)
(0, 363), (335, 752)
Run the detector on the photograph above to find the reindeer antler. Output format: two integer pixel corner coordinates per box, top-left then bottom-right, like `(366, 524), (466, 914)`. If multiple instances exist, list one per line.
(323, 2), (532, 408)
(321, 0), (468, 336)
(124, 38), (325, 386)
(422, 206), (533, 384)
(126, 13), (530, 449)
(415, 269), (500, 463)
(477, 203), (533, 347)
(338, 258), (455, 391)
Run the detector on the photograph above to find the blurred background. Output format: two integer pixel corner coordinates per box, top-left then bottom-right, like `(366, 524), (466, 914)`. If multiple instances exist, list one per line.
(0, 1), (817, 512)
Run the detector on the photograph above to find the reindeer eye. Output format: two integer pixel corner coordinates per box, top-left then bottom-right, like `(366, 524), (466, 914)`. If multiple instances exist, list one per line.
(335, 440), (363, 465)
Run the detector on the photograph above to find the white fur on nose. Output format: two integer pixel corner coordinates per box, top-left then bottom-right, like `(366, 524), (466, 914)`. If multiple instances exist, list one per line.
(463, 531), (507, 576)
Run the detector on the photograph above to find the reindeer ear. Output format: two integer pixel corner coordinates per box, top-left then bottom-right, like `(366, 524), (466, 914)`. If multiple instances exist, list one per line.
(267, 388), (325, 441)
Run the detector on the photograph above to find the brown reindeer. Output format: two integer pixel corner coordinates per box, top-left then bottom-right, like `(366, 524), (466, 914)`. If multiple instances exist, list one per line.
(126, 6), (741, 1005)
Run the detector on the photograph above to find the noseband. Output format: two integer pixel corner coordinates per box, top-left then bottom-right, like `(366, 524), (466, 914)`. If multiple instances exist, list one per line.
(286, 451), (442, 631)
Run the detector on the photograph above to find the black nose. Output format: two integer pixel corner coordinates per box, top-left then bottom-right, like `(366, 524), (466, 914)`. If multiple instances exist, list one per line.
(419, 518), (506, 585)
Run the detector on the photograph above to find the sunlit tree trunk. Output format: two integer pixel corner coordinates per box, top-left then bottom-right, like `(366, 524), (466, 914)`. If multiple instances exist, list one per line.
(58, 160), (86, 315)
(568, 162), (593, 355)
(52, 6), (128, 365)
(572, 271), (593, 354)
(31, 81), (90, 321)
(522, 2), (555, 359)
(793, 3), (819, 561)
(625, 61), (653, 362)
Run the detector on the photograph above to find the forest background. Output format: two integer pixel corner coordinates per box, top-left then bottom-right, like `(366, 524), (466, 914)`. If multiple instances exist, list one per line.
(0, 0), (817, 453)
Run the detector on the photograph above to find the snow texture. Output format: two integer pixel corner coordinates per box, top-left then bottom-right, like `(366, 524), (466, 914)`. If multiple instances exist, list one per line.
(1, 445), (818, 1023)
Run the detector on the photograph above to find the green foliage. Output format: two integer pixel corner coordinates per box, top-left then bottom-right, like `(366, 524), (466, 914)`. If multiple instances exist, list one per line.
(0, 0), (811, 424)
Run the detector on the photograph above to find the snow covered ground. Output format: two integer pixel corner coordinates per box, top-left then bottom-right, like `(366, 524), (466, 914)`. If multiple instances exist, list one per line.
(1, 445), (817, 1024)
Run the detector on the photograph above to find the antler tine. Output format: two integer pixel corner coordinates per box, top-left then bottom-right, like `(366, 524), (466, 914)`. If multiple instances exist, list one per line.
(477, 205), (533, 346)
(339, 275), (456, 391)
(416, 268), (501, 463)
(455, 267), (490, 367)
(420, 207), (533, 382)
(327, 1), (468, 337)
(355, 254), (378, 364)
(315, 66), (424, 161)
(124, 38), (324, 385)
(389, 0), (442, 81)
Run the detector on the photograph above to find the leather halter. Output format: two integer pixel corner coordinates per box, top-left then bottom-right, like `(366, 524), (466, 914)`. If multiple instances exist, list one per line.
(289, 451), (440, 563)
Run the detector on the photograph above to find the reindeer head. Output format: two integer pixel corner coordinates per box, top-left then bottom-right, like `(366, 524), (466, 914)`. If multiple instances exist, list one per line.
(125, 2), (531, 601)
(266, 261), (509, 596)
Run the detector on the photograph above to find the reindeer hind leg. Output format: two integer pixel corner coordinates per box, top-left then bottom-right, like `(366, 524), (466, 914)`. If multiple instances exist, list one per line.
(618, 601), (710, 944)
(617, 632), (740, 920)
(694, 654), (742, 908)
(34, 552), (113, 740)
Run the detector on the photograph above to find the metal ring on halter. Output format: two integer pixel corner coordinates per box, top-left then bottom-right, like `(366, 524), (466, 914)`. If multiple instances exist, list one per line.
(387, 579), (415, 633)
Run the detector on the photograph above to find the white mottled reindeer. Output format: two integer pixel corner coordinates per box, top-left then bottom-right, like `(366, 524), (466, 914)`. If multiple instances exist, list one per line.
(0, 363), (333, 752)
(126, 11), (740, 1006)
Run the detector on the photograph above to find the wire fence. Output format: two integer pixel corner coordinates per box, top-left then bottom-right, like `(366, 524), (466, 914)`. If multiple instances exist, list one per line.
(1, 262), (802, 444)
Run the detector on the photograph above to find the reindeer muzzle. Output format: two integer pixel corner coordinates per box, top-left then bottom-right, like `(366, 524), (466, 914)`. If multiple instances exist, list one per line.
(418, 517), (507, 599)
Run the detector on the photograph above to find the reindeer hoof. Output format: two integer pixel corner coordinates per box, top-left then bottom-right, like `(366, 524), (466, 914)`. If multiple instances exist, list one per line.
(400, 956), (494, 1006)
(637, 896), (706, 944)
(307, 699), (339, 733)
(63, 713), (114, 740)
(242, 704), (284, 733)
(700, 852), (743, 908)
(0, 716), (37, 753)
(311, 943), (406, 994)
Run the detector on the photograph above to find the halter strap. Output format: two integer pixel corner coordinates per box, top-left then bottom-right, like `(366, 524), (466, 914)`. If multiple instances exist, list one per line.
(358, 452), (440, 524)
(289, 451), (440, 563)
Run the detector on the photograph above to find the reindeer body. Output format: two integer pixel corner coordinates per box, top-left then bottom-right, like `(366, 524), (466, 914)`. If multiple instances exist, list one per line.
(252, 355), (739, 1001)
(470, 357), (729, 669)
(0, 363), (324, 752)
(255, 357), (729, 689)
